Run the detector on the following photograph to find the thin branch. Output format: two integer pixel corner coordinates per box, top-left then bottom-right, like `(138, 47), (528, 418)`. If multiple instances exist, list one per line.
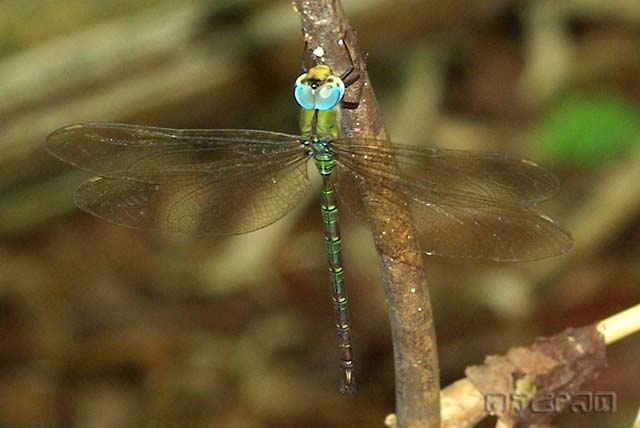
(432, 304), (640, 427)
(292, 1), (440, 427)
(597, 303), (640, 345)
(632, 406), (640, 428)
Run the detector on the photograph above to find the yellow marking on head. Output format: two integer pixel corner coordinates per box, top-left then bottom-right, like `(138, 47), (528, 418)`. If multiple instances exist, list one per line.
(307, 65), (333, 82)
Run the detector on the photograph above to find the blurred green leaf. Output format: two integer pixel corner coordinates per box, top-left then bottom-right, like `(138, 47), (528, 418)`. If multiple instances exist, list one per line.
(534, 92), (640, 167)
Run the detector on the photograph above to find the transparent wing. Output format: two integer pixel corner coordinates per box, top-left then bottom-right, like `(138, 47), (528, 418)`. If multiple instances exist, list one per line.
(332, 139), (573, 261)
(46, 123), (304, 174)
(47, 123), (311, 234)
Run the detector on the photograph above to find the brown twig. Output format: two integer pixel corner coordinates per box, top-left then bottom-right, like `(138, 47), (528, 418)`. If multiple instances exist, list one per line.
(292, 1), (440, 427)
(435, 305), (640, 427)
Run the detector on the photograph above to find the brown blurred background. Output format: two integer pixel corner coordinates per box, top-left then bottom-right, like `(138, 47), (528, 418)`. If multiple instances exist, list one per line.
(1, 0), (640, 427)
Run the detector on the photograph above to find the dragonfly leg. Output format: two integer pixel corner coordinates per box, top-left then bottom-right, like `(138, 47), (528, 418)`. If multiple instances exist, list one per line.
(340, 64), (358, 87)
(337, 29), (364, 109)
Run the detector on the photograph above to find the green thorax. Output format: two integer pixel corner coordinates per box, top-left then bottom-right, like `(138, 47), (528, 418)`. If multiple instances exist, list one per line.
(299, 106), (341, 140)
(300, 107), (341, 176)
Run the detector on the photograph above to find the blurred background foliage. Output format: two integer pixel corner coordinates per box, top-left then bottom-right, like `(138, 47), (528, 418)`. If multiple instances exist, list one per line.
(1, 0), (640, 427)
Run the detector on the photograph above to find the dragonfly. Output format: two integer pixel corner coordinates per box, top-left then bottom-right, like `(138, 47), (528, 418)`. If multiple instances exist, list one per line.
(46, 60), (572, 395)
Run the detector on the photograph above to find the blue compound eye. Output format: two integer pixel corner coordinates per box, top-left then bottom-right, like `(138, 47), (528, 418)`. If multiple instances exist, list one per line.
(314, 77), (345, 111)
(294, 73), (316, 110)
(294, 73), (346, 111)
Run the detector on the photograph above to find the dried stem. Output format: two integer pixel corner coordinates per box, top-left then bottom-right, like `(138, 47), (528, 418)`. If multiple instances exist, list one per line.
(597, 303), (640, 345)
(292, 1), (440, 427)
(434, 304), (640, 426)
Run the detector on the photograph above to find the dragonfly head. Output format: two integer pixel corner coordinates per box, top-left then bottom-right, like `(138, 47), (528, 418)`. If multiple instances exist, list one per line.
(294, 65), (345, 111)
